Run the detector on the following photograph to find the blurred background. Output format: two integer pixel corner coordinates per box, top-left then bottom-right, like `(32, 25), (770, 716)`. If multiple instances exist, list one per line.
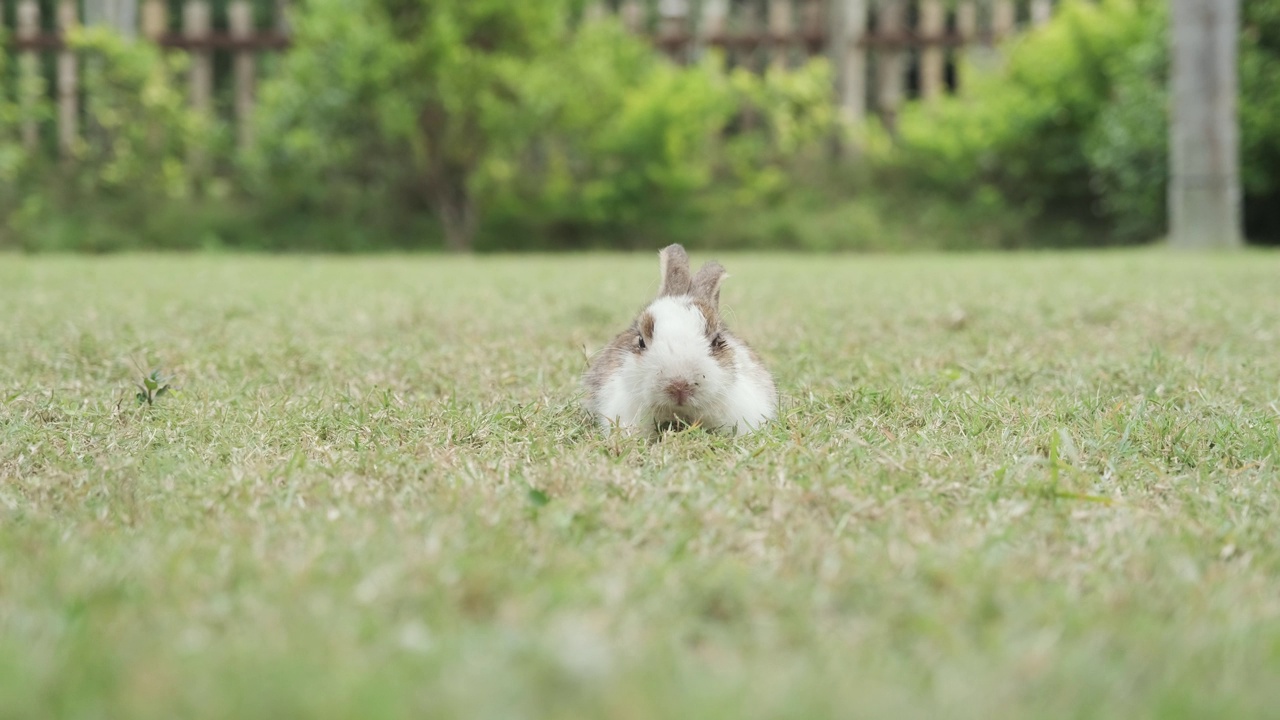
(0, 0), (1276, 253)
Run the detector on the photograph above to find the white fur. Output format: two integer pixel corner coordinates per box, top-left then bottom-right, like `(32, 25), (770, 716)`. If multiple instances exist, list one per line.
(591, 296), (775, 437)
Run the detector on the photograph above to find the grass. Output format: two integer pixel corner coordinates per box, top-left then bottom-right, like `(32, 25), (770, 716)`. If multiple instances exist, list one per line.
(1, 249), (1278, 719)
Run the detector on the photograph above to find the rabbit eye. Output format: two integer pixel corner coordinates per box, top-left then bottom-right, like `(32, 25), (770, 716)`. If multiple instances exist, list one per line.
(637, 336), (647, 351)
(710, 334), (726, 350)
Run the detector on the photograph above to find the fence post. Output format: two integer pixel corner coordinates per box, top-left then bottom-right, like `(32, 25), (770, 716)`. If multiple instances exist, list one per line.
(875, 0), (906, 129)
(56, 0), (78, 158)
(800, 0), (823, 58)
(183, 0), (213, 117)
(183, 0), (212, 180)
(955, 0), (985, 90)
(992, 0), (1015, 41)
(833, 0), (868, 123)
(17, 0), (40, 151)
(697, 0), (727, 60)
(141, 0), (167, 40)
(919, 0), (945, 101)
(736, 0), (764, 71)
(621, 0), (644, 32)
(1031, 0), (1052, 26)
(1169, 0), (1242, 248)
(768, 0), (792, 70)
(275, 0), (291, 35)
(584, 1), (607, 22)
(229, 0), (256, 152)
(657, 0), (688, 61)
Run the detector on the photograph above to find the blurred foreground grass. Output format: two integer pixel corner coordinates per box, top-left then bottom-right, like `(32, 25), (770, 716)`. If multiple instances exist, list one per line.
(1, 250), (1278, 718)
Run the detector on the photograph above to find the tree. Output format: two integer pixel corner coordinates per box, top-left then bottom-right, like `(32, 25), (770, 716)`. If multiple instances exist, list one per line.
(369, 0), (584, 251)
(1168, 0), (1243, 248)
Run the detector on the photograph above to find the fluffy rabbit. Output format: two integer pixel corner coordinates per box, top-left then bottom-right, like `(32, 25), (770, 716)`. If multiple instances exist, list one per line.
(583, 244), (776, 436)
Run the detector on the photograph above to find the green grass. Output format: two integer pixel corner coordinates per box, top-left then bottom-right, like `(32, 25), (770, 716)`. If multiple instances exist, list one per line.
(2, 250), (1279, 719)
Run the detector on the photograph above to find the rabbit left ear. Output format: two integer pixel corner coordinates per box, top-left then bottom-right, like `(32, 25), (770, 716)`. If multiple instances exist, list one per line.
(658, 244), (692, 297)
(691, 261), (727, 307)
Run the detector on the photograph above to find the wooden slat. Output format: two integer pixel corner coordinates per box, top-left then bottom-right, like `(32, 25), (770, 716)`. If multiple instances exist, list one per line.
(142, 0), (168, 41)
(954, 0), (978, 92)
(230, 0), (256, 151)
(919, 0), (946, 101)
(584, 1), (608, 22)
(9, 33), (293, 51)
(56, 0), (78, 158)
(17, 0), (40, 150)
(992, 0), (1015, 40)
(275, 0), (291, 35)
(698, 0), (728, 59)
(183, 0), (213, 117)
(657, 0), (688, 61)
(1031, 0), (1053, 27)
(875, 0), (906, 121)
(621, 0), (644, 32)
(768, 0), (792, 70)
(834, 0), (868, 122)
(800, 0), (824, 48)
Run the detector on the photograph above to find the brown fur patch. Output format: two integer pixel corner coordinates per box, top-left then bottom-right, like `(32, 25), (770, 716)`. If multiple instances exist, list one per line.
(691, 299), (720, 334)
(711, 330), (732, 366)
(583, 329), (636, 399)
(638, 311), (655, 341)
(691, 300), (734, 370)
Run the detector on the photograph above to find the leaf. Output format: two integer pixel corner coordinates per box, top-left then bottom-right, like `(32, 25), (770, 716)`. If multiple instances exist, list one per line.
(143, 376), (158, 391)
(136, 392), (148, 404)
(155, 386), (170, 398)
(527, 488), (551, 507)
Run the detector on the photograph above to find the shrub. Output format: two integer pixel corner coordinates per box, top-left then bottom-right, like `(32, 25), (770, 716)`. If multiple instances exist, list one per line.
(247, 0), (591, 251)
(1084, 0), (1280, 243)
(4, 27), (211, 251)
(888, 0), (1157, 236)
(248, 2), (842, 251)
(0, 26), (41, 246)
(885, 0), (1280, 245)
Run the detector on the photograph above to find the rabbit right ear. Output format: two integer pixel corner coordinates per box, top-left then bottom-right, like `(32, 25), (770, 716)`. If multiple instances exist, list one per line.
(657, 244), (692, 297)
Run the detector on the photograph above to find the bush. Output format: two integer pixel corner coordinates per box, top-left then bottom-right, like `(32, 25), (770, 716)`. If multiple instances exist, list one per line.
(247, 0), (595, 251)
(0, 26), (40, 246)
(1086, 0), (1280, 243)
(3, 26), (213, 251)
(247, 1), (842, 251)
(885, 0), (1280, 246)
(480, 26), (841, 250)
(888, 0), (1157, 237)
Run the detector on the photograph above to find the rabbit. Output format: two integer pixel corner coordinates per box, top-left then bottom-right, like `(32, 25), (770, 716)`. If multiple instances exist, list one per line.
(583, 244), (777, 437)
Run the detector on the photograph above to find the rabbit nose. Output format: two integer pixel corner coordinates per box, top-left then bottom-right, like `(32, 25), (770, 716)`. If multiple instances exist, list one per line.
(664, 379), (694, 405)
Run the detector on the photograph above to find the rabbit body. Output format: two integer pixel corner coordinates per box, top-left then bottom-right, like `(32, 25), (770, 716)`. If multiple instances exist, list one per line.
(583, 245), (776, 436)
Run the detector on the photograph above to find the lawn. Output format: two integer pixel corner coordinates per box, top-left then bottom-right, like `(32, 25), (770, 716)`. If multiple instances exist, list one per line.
(1, 250), (1278, 719)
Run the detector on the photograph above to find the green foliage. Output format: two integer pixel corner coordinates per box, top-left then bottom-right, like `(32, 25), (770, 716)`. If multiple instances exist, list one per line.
(1238, 0), (1280, 240)
(135, 368), (175, 406)
(248, 0), (590, 250)
(0, 27), (42, 244)
(65, 27), (204, 201)
(1081, 4), (1169, 243)
(1082, 0), (1280, 242)
(885, 0), (1280, 245)
(4, 27), (212, 252)
(248, 3), (842, 251)
(886, 0), (1158, 242)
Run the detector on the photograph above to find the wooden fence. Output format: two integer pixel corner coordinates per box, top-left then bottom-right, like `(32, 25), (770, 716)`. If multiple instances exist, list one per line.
(598, 0), (1057, 124)
(3, 0), (1056, 157)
